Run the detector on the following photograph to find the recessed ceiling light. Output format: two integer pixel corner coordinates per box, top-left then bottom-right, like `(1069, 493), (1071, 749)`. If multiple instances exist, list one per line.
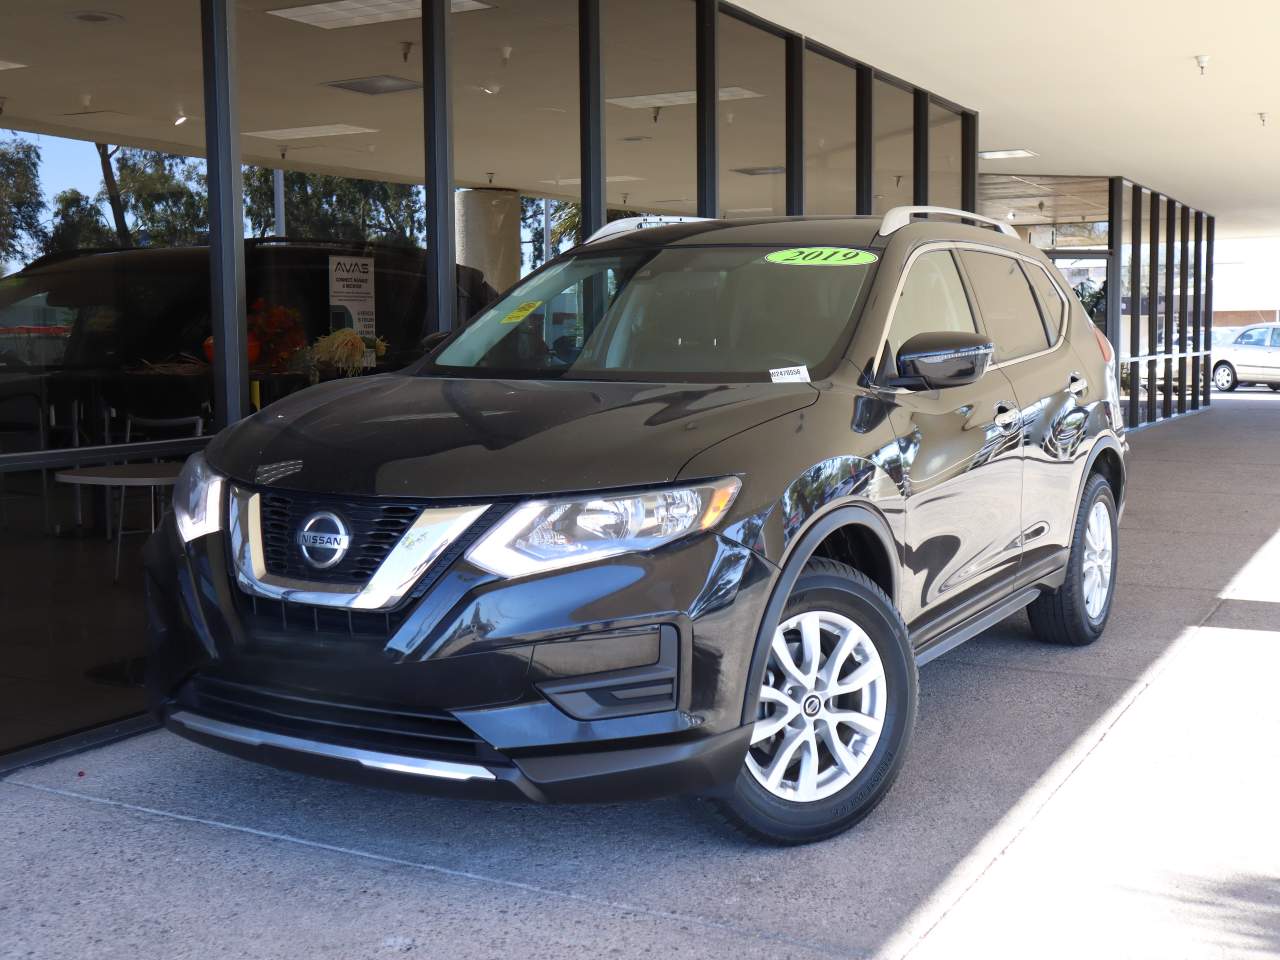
(732, 165), (785, 177)
(68, 10), (124, 23)
(606, 86), (762, 109)
(245, 123), (378, 140)
(267, 0), (491, 30)
(174, 113), (188, 126)
(0, 60), (27, 71)
(978, 148), (1039, 160)
(325, 74), (421, 95)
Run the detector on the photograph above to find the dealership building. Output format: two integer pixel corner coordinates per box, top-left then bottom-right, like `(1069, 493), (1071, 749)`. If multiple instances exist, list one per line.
(0, 0), (1219, 761)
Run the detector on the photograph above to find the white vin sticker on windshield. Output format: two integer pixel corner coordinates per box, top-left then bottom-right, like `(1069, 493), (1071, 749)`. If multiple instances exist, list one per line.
(769, 365), (811, 383)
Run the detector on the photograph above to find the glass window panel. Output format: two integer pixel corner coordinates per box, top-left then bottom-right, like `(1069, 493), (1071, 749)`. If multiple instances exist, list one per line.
(887, 251), (976, 360)
(455, 0), (579, 281)
(872, 79), (913, 216)
(718, 14), (786, 218)
(959, 250), (1050, 361)
(803, 51), (857, 215)
(928, 102), (963, 209)
(0, 0), (205, 752)
(604, 0), (696, 218)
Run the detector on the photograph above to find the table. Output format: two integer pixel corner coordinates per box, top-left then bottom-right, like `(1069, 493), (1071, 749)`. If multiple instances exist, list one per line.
(56, 462), (186, 581)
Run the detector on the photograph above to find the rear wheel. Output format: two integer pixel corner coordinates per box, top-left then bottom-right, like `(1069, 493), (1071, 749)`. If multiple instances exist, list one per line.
(1268, 383), (1280, 392)
(1213, 362), (1238, 392)
(1028, 472), (1118, 646)
(708, 559), (917, 844)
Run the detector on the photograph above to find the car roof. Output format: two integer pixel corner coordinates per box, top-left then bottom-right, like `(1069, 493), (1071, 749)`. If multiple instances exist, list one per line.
(579, 214), (1030, 258)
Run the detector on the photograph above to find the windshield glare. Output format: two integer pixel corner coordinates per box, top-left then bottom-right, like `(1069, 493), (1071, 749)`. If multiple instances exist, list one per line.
(425, 244), (877, 382)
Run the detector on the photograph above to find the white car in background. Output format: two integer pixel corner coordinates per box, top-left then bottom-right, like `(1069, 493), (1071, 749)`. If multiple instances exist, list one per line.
(1212, 323), (1280, 391)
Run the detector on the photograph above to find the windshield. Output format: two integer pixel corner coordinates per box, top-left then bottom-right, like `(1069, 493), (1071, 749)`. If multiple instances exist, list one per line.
(421, 244), (878, 382)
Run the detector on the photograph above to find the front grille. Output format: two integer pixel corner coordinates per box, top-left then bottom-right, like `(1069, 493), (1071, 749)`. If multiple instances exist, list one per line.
(236, 592), (410, 645)
(259, 490), (425, 585)
(177, 675), (502, 763)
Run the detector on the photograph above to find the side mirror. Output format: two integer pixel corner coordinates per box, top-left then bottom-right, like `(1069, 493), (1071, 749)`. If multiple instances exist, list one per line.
(892, 331), (994, 390)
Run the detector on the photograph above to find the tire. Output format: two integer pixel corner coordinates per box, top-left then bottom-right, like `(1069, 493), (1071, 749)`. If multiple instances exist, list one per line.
(1027, 472), (1118, 646)
(707, 558), (917, 844)
(1268, 384), (1280, 392)
(1213, 362), (1238, 392)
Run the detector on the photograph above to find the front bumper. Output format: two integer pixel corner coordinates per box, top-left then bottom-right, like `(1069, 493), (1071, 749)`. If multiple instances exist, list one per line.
(145, 510), (773, 803)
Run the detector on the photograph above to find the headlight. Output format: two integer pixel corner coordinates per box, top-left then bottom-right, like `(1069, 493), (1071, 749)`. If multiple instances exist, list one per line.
(173, 451), (226, 544)
(467, 477), (741, 578)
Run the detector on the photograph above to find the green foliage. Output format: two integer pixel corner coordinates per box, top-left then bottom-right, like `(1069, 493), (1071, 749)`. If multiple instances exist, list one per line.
(243, 166), (425, 246)
(521, 197), (642, 271)
(0, 136), (46, 265)
(111, 148), (209, 246)
(44, 188), (115, 254)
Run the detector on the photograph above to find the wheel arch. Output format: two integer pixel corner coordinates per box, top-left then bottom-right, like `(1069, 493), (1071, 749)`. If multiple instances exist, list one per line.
(1083, 435), (1126, 511)
(738, 503), (899, 726)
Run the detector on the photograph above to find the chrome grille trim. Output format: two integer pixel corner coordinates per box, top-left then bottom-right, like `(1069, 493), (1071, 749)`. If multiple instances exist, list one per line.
(228, 485), (489, 611)
(169, 711), (496, 781)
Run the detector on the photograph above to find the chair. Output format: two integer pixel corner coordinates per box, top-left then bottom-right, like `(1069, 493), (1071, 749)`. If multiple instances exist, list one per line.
(0, 391), (50, 532)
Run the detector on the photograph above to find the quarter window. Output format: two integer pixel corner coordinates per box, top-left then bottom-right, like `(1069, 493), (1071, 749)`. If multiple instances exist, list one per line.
(1235, 328), (1268, 346)
(886, 250), (976, 366)
(1270, 328), (1280, 348)
(1022, 262), (1066, 345)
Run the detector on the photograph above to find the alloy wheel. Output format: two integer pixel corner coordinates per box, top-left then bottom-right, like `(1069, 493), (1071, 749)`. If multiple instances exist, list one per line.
(747, 610), (887, 803)
(1082, 500), (1114, 620)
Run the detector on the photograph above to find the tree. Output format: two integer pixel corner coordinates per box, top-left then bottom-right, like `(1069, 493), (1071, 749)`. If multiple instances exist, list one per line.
(243, 167), (425, 246)
(0, 136), (46, 267)
(44, 188), (115, 254)
(112, 148), (208, 246)
(95, 143), (132, 247)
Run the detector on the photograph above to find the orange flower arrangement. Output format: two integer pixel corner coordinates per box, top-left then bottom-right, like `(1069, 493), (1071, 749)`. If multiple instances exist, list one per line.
(247, 298), (306, 371)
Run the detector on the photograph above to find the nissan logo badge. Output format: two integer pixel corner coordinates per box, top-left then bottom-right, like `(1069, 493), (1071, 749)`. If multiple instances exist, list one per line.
(297, 512), (351, 569)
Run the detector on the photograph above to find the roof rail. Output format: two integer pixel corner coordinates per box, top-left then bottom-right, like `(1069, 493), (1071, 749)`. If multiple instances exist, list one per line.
(879, 205), (1017, 238)
(583, 215), (711, 245)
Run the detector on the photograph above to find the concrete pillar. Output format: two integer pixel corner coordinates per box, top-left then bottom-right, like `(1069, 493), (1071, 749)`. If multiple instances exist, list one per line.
(455, 188), (521, 293)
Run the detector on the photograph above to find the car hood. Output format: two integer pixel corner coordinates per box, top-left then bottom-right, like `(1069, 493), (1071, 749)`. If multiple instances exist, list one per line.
(206, 374), (818, 498)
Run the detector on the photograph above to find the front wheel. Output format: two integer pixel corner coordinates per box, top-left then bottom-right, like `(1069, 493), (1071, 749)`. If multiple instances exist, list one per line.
(1213, 362), (1238, 392)
(707, 559), (917, 844)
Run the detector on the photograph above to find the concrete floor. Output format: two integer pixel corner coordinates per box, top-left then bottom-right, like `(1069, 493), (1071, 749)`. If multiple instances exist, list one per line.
(3, 392), (1278, 960)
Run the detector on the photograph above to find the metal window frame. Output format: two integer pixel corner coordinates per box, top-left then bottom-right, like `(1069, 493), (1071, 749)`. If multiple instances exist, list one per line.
(578, 0), (604, 241)
(912, 89), (930, 206)
(1147, 190), (1160, 425)
(1191, 210), (1204, 410)
(422, 0), (455, 334)
(1177, 203), (1190, 414)
(1163, 196), (1175, 420)
(1204, 216), (1216, 407)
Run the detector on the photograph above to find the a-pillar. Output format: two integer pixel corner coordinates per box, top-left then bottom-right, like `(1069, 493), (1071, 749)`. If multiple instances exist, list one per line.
(454, 188), (522, 294)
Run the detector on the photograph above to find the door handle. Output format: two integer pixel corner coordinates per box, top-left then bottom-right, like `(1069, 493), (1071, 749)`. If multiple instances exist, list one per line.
(994, 402), (1022, 432)
(1068, 373), (1089, 398)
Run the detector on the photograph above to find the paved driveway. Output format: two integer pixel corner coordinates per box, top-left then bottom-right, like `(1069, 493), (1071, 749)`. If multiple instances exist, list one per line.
(4, 395), (1278, 960)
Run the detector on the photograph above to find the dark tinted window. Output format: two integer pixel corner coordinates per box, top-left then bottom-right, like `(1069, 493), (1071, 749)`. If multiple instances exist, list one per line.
(886, 250), (976, 363)
(959, 250), (1050, 362)
(1023, 262), (1066, 344)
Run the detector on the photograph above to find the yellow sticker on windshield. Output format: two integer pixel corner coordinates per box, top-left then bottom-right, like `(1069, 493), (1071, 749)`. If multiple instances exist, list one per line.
(501, 300), (542, 324)
(763, 247), (878, 266)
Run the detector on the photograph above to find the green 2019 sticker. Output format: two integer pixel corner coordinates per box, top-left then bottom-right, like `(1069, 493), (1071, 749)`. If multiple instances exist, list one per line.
(763, 247), (879, 266)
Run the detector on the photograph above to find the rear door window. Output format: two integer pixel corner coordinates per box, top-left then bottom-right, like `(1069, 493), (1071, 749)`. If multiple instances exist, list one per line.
(959, 250), (1051, 362)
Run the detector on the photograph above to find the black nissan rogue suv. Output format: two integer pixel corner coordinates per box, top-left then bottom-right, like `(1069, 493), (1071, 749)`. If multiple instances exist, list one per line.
(146, 209), (1126, 844)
